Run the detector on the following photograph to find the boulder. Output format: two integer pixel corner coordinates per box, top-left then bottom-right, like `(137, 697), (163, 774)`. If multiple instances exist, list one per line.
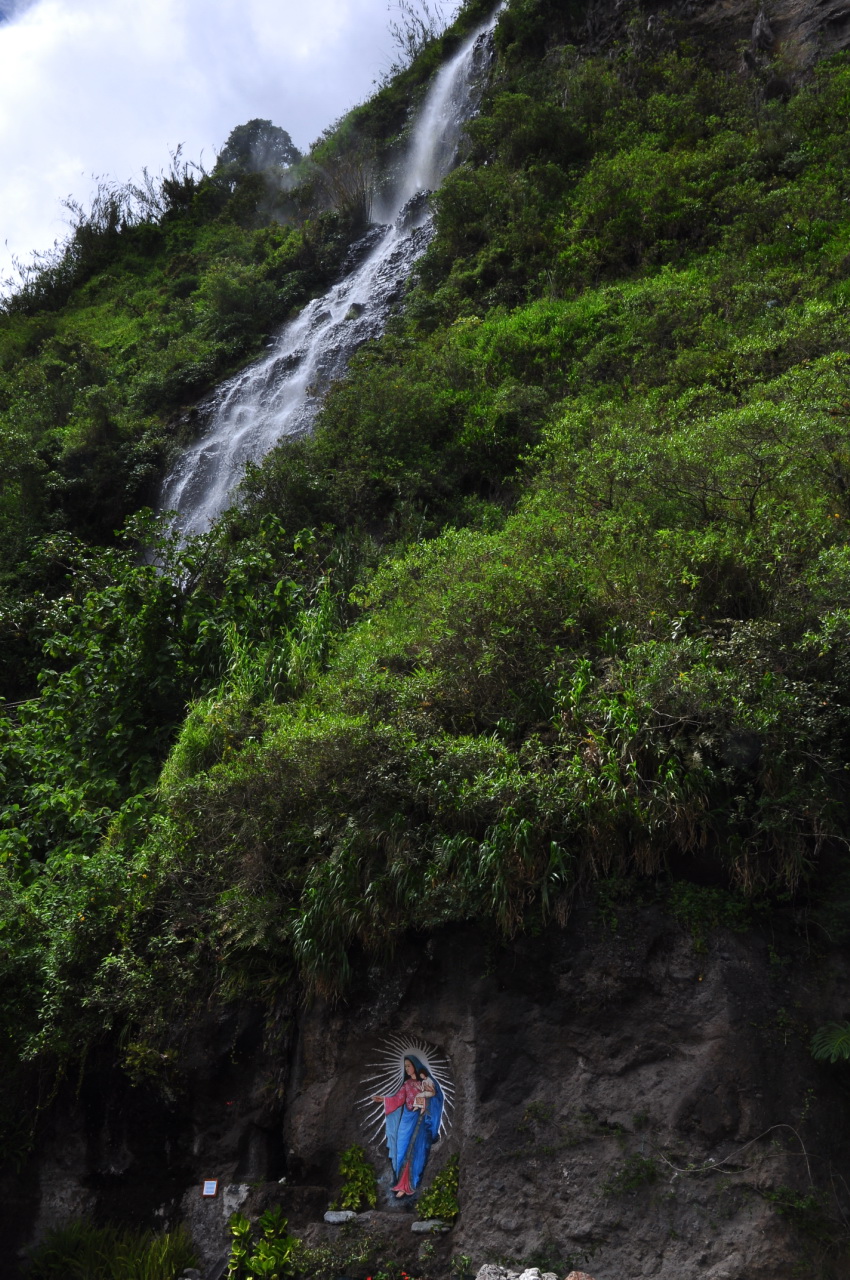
(474, 1267), (507, 1280)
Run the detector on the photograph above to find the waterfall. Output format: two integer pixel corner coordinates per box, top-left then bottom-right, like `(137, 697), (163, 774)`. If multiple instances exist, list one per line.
(160, 12), (498, 538)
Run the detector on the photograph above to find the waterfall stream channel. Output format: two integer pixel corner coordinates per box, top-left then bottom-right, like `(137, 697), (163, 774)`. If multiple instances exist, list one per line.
(159, 13), (497, 538)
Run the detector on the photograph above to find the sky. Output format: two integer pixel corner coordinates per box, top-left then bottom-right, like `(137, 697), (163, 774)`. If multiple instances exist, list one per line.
(0, 0), (431, 283)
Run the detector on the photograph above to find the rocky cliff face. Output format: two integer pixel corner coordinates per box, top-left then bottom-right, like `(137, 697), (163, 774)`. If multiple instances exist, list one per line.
(590, 0), (850, 69)
(5, 905), (849, 1279)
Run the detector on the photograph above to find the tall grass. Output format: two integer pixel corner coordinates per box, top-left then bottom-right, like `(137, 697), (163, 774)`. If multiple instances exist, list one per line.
(26, 1220), (197, 1280)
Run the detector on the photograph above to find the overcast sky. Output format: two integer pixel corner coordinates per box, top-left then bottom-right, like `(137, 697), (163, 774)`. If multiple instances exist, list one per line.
(0, 0), (437, 283)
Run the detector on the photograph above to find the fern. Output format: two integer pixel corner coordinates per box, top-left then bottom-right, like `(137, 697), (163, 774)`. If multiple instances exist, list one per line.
(811, 1022), (850, 1064)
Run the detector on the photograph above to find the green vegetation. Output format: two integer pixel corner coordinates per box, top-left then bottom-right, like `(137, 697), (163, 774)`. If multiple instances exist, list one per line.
(811, 1023), (850, 1064)
(762, 1186), (838, 1249)
(603, 1152), (660, 1196)
(417, 1154), (460, 1221)
(668, 883), (752, 952)
(2, 0), (850, 1181)
(225, 1209), (416, 1280)
(227, 1207), (298, 1280)
(25, 1220), (196, 1280)
(0, 181), (358, 568)
(335, 1144), (379, 1211)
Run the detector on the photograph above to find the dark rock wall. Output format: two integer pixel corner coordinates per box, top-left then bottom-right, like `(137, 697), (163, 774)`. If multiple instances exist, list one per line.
(5, 909), (850, 1279)
(582, 0), (850, 72)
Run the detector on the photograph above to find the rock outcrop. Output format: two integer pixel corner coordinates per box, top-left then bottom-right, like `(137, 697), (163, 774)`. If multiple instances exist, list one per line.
(4, 906), (849, 1279)
(585, 0), (850, 71)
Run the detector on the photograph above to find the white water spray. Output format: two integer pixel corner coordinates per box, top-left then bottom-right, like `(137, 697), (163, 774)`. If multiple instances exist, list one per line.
(160, 12), (498, 538)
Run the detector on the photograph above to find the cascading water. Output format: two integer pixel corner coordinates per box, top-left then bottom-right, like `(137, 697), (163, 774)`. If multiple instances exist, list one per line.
(160, 12), (498, 538)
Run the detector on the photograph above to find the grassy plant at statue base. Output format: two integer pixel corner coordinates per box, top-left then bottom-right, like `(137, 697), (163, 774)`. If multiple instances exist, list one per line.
(333, 1143), (378, 1211)
(417, 1154), (460, 1221)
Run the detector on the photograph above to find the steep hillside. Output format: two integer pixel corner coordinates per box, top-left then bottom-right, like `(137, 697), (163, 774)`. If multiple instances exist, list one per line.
(2, 1), (850, 1276)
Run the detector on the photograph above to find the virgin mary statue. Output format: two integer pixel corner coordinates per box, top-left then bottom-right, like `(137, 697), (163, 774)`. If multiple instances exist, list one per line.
(362, 1039), (452, 1199)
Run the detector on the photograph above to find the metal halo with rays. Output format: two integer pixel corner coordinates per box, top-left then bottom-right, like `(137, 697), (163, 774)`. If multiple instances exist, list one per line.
(358, 1035), (454, 1144)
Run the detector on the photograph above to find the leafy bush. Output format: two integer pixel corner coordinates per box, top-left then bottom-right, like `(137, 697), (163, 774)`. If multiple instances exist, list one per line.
(194, 259), (280, 340)
(335, 1143), (378, 1211)
(226, 1207), (297, 1280)
(417, 1154), (460, 1221)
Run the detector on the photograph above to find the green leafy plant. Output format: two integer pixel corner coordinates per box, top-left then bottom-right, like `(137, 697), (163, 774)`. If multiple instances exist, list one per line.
(335, 1143), (378, 1211)
(811, 1022), (850, 1064)
(519, 1101), (554, 1129)
(668, 883), (751, 954)
(763, 1185), (837, 1246)
(226, 1207), (297, 1280)
(122, 1040), (179, 1090)
(416, 1154), (460, 1221)
(603, 1153), (659, 1196)
(293, 1227), (386, 1280)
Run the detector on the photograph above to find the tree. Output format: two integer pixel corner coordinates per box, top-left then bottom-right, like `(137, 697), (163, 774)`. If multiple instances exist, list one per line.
(216, 119), (302, 175)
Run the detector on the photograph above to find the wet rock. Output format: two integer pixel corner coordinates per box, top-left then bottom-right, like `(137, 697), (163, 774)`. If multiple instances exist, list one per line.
(751, 9), (775, 49)
(395, 190), (431, 231)
(338, 224), (389, 275)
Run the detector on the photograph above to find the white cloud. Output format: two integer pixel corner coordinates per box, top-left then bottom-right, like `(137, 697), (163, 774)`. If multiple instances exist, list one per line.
(0, 0), (409, 281)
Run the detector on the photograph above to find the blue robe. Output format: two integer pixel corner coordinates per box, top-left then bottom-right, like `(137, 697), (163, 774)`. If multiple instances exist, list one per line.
(383, 1057), (443, 1193)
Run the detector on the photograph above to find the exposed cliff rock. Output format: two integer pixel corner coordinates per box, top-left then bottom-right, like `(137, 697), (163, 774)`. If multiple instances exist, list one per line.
(584, 0), (850, 70)
(5, 906), (849, 1278)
